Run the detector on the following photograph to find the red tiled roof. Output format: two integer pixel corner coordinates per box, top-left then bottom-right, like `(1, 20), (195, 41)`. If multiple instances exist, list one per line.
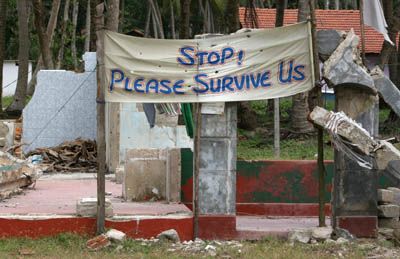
(239, 8), (389, 54)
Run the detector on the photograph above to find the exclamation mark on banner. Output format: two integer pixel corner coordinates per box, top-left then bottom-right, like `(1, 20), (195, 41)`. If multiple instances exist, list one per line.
(237, 50), (244, 65)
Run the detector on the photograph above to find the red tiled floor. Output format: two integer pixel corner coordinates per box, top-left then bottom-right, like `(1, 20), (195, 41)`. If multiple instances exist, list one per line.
(0, 177), (191, 216)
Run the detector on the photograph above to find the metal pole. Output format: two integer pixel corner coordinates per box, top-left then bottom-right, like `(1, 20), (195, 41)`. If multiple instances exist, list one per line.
(193, 103), (202, 238)
(95, 3), (106, 234)
(309, 0), (326, 227)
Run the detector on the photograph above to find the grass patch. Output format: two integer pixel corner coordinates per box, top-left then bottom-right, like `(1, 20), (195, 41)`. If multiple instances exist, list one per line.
(238, 132), (334, 160)
(0, 234), (370, 259)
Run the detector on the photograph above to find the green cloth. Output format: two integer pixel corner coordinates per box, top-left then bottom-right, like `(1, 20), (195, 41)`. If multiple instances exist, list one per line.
(181, 103), (194, 138)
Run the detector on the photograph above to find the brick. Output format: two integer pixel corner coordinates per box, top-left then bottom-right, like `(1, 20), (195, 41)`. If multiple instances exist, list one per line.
(378, 204), (400, 218)
(86, 234), (110, 250)
(378, 218), (400, 229)
(378, 189), (394, 204)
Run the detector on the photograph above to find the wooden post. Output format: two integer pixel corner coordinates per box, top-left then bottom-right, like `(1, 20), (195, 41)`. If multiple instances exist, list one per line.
(309, 0), (326, 227)
(274, 99), (280, 158)
(193, 102), (202, 238)
(95, 3), (106, 234)
(359, 0), (366, 64)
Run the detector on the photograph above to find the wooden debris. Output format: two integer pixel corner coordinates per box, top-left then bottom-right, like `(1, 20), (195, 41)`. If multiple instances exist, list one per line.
(27, 139), (97, 172)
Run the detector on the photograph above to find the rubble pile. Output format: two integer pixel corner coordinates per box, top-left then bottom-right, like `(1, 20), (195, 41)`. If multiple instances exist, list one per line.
(0, 151), (41, 200)
(377, 187), (400, 244)
(288, 226), (355, 245)
(27, 139), (97, 172)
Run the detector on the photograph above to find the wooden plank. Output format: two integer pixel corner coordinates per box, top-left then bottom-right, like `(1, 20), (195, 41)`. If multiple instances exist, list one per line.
(95, 3), (106, 235)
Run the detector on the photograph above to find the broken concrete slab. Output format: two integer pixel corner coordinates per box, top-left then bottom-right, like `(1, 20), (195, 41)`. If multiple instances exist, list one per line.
(288, 228), (312, 244)
(309, 107), (400, 171)
(105, 229), (126, 242)
(317, 30), (344, 61)
(0, 151), (41, 200)
(124, 148), (181, 202)
(378, 189), (395, 204)
(123, 158), (166, 201)
(388, 187), (400, 206)
(386, 161), (400, 186)
(379, 218), (400, 229)
(371, 66), (400, 118)
(312, 226), (333, 241)
(323, 29), (376, 93)
(378, 205), (400, 218)
(157, 229), (180, 243)
(309, 106), (378, 155)
(76, 197), (113, 217)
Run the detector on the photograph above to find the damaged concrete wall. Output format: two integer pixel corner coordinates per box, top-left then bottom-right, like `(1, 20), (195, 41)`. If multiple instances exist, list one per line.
(23, 53), (97, 153)
(119, 103), (192, 163)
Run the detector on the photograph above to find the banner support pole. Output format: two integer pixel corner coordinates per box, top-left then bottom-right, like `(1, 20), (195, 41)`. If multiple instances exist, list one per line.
(309, 0), (326, 227)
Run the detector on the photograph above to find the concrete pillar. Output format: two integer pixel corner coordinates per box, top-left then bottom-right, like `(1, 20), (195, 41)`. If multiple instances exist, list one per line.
(197, 102), (237, 239)
(333, 88), (379, 238)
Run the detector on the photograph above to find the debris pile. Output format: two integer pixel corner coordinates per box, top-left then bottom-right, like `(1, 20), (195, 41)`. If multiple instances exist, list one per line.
(27, 139), (97, 172)
(0, 150), (41, 200)
(86, 229), (126, 251)
(288, 226), (355, 245)
(135, 236), (243, 257)
(377, 187), (400, 245)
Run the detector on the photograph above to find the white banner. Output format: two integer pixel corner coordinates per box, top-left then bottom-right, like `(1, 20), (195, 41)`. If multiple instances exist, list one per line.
(104, 22), (314, 103)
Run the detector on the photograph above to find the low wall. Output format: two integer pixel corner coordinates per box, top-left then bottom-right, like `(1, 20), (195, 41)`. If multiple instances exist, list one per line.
(181, 149), (393, 216)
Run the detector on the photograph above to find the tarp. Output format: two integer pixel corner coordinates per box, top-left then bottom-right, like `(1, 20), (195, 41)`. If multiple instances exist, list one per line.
(104, 22), (314, 103)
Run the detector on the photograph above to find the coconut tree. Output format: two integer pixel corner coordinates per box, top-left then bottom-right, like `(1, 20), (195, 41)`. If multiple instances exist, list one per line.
(291, 0), (314, 133)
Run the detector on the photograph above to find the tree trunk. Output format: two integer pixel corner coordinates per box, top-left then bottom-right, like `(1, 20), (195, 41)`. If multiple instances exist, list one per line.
(334, 0), (339, 9)
(106, 0), (120, 32)
(47, 0), (61, 47)
(149, 0), (164, 39)
(144, 5), (151, 37)
(71, 0), (79, 70)
(27, 0), (61, 95)
(32, 0), (54, 69)
(0, 0), (7, 112)
(276, 0), (284, 27)
(90, 0), (99, 51)
(224, 0), (239, 34)
(56, 0), (71, 69)
(170, 0), (176, 39)
(7, 0), (30, 113)
(180, 0), (191, 39)
(291, 0), (314, 133)
(85, 0), (90, 52)
(324, 0), (330, 9)
(119, 0), (124, 32)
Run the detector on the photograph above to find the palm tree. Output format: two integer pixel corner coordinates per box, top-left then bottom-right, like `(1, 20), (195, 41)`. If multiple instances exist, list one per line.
(291, 0), (314, 133)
